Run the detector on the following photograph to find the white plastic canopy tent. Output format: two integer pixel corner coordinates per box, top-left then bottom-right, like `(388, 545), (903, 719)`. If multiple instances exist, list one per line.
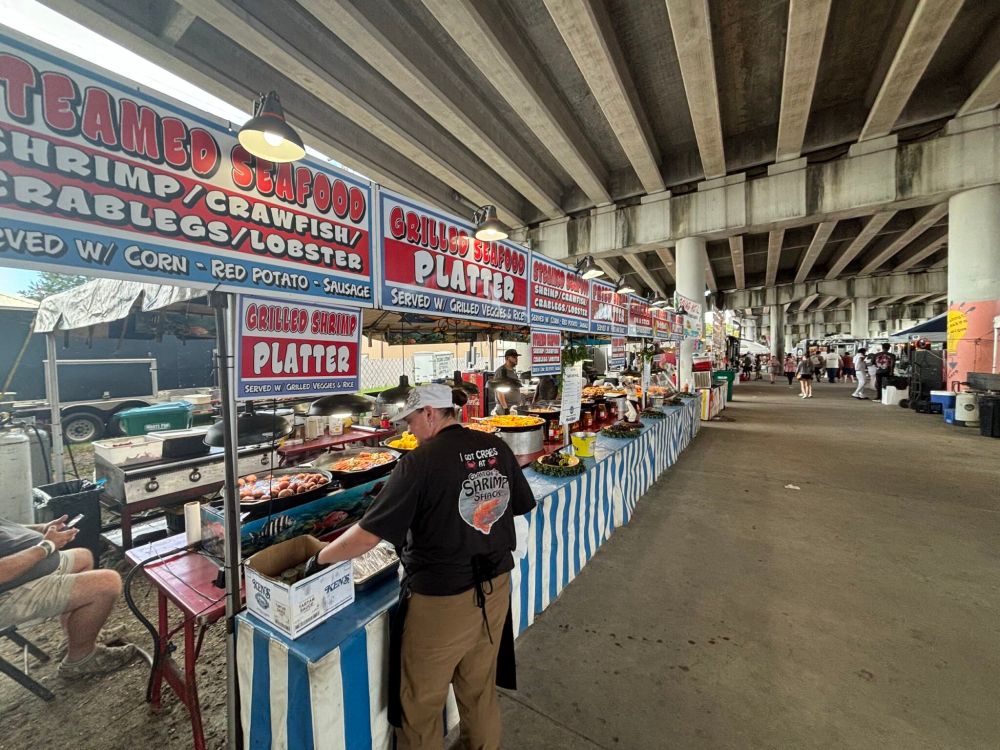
(890, 312), (947, 342)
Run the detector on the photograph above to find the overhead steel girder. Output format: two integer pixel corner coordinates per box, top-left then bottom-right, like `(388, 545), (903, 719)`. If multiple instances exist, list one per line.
(722, 269), (946, 309)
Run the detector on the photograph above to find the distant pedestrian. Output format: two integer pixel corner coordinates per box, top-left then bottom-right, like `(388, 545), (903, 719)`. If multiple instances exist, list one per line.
(841, 351), (856, 383)
(796, 355), (814, 398)
(783, 354), (796, 386)
(768, 354), (781, 383)
(741, 354), (752, 380)
(824, 348), (840, 383)
(754, 355), (763, 381)
(851, 348), (869, 399)
(873, 343), (897, 402)
(810, 350), (825, 382)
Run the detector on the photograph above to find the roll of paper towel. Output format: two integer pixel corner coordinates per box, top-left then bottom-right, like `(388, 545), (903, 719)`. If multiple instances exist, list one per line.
(184, 501), (202, 546)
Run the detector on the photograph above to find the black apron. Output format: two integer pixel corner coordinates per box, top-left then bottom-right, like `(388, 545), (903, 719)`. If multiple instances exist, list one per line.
(387, 573), (517, 728)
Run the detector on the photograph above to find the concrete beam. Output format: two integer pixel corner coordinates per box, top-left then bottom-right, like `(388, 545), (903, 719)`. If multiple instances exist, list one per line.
(624, 254), (666, 298)
(160, 5), (195, 44)
(765, 229), (785, 287)
(891, 225), (948, 272)
(655, 247), (677, 281)
(794, 221), (836, 283)
(729, 236), (745, 290)
(815, 295), (838, 310)
(422, 0), (611, 206)
(704, 246), (717, 292)
(173, 0), (527, 224)
(959, 58), (1000, 117)
(722, 269), (946, 309)
(859, 0), (963, 140)
(825, 212), (896, 280)
(775, 0), (832, 161)
(857, 203), (948, 275)
(798, 293), (819, 312)
(545, 0), (664, 194)
(664, 0), (726, 178)
(308, 0), (563, 219)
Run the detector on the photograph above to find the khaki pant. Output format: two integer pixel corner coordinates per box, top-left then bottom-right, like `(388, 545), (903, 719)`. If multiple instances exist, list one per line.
(399, 573), (510, 750)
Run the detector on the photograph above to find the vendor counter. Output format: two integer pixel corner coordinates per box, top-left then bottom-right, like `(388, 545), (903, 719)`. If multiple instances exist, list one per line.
(236, 398), (701, 749)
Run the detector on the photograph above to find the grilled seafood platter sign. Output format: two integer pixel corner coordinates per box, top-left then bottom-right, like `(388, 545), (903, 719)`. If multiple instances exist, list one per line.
(379, 190), (529, 324)
(0, 30), (373, 304)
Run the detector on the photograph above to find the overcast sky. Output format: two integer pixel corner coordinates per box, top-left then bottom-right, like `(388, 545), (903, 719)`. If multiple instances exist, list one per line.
(0, 0), (345, 296)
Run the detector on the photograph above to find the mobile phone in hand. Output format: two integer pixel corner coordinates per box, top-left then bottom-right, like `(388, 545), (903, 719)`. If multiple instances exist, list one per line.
(66, 514), (84, 528)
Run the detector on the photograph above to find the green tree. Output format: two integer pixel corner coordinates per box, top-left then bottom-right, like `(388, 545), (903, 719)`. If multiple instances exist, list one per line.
(19, 272), (90, 301)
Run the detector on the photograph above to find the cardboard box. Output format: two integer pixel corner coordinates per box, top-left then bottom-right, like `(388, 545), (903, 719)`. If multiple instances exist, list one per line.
(245, 535), (354, 639)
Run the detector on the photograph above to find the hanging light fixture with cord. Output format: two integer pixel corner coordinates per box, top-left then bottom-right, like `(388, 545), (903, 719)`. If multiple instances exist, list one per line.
(472, 205), (509, 242)
(575, 255), (605, 280)
(648, 292), (669, 307)
(614, 274), (636, 295)
(238, 91), (305, 163)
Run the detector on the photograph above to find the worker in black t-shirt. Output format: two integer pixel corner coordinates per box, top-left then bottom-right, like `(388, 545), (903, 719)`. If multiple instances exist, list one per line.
(310, 383), (536, 749)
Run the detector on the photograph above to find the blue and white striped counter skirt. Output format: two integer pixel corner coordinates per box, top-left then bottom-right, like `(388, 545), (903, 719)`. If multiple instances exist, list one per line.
(238, 400), (700, 749)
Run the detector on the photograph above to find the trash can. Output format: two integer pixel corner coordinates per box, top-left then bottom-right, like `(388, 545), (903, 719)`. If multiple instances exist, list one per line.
(32, 480), (104, 567)
(979, 395), (1000, 438)
(713, 369), (736, 401)
(114, 401), (193, 436)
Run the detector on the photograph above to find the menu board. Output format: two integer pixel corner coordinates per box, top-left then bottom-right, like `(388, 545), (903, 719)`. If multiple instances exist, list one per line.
(0, 30), (374, 306)
(610, 337), (627, 370)
(560, 361), (583, 426)
(235, 295), (361, 399)
(589, 278), (628, 336)
(530, 328), (562, 376)
(627, 296), (653, 338)
(528, 255), (590, 331)
(675, 293), (704, 338)
(379, 190), (529, 324)
(651, 307), (682, 342)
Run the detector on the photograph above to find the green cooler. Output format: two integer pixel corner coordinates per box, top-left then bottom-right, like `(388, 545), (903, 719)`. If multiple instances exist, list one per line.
(114, 401), (193, 436)
(713, 369), (736, 401)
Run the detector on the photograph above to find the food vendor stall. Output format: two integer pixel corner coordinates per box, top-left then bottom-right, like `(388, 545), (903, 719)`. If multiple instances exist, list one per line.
(0, 29), (709, 750)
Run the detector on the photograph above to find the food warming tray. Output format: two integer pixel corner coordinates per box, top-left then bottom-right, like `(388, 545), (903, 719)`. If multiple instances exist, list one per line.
(147, 427), (211, 459)
(238, 467), (336, 516)
(313, 447), (400, 486)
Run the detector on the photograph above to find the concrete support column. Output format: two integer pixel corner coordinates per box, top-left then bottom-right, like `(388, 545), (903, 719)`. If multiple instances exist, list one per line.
(809, 322), (822, 341)
(947, 185), (1000, 385)
(769, 304), (784, 357)
(676, 237), (706, 390)
(851, 298), (870, 340)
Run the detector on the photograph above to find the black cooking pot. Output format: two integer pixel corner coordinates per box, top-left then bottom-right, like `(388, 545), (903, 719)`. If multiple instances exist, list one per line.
(313, 446), (400, 488)
(204, 412), (292, 447)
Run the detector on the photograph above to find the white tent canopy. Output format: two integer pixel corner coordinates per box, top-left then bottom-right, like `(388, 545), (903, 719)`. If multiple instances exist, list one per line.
(739, 339), (769, 355)
(34, 278), (208, 333)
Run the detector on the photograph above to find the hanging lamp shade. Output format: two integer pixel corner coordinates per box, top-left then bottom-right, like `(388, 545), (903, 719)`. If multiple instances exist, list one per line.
(204, 412), (292, 447)
(238, 91), (305, 163)
(448, 370), (479, 396)
(648, 293), (668, 307)
(378, 374), (413, 405)
(487, 374), (520, 394)
(308, 393), (374, 416)
(615, 274), (636, 295)
(473, 205), (509, 242)
(576, 255), (604, 280)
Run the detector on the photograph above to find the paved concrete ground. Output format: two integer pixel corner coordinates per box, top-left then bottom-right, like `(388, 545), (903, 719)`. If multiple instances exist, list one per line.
(499, 380), (1000, 749)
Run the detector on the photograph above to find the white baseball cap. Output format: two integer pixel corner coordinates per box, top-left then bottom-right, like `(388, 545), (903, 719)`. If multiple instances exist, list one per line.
(394, 383), (455, 424)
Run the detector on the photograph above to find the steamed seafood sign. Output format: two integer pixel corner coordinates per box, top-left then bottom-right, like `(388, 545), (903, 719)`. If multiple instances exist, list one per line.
(235, 294), (361, 399)
(651, 306), (682, 342)
(528, 254), (590, 331)
(627, 295), (653, 338)
(0, 31), (373, 305)
(590, 278), (628, 336)
(379, 190), (529, 323)
(530, 328), (562, 376)
(610, 336), (626, 369)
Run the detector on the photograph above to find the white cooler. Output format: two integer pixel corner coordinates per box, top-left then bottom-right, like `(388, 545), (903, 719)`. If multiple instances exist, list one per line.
(881, 385), (906, 406)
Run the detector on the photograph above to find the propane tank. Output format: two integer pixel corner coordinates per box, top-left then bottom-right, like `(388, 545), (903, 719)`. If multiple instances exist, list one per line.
(0, 427), (34, 523)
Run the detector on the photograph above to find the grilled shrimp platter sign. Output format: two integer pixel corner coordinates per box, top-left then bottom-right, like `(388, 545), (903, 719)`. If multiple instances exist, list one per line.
(0, 30), (374, 306)
(379, 190), (529, 323)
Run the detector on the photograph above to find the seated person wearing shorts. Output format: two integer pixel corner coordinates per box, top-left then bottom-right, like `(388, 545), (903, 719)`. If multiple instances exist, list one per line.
(0, 514), (136, 678)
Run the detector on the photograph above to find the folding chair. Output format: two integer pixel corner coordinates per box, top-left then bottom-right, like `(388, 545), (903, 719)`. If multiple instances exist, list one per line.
(0, 626), (55, 701)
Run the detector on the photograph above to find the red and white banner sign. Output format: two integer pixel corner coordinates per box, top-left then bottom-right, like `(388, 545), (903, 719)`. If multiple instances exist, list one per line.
(528, 255), (590, 332)
(530, 328), (562, 376)
(627, 296), (653, 338)
(378, 191), (529, 324)
(651, 307), (682, 341)
(0, 30), (374, 306)
(236, 295), (361, 399)
(589, 278), (628, 336)
(609, 336), (627, 369)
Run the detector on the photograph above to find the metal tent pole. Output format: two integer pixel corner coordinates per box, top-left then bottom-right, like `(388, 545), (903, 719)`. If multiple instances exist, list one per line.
(212, 293), (242, 750)
(44, 333), (65, 482)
